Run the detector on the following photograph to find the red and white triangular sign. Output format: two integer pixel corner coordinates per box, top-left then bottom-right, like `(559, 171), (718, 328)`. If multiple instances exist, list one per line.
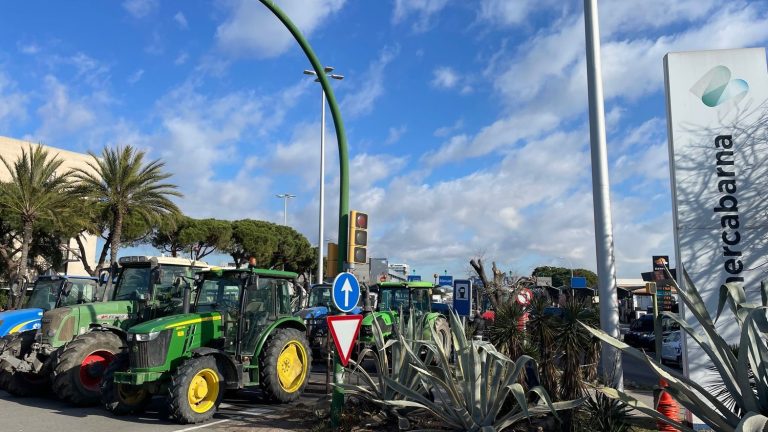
(327, 314), (363, 367)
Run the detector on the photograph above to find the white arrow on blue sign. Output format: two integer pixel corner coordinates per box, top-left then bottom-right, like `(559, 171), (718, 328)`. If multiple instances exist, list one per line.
(332, 272), (361, 313)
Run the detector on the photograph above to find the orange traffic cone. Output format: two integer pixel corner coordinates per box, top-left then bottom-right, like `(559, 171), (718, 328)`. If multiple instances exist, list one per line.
(657, 378), (681, 431)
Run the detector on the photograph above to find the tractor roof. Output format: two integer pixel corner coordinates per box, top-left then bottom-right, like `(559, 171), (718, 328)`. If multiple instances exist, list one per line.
(36, 275), (99, 281)
(378, 281), (434, 289)
(202, 267), (298, 279)
(118, 255), (209, 268)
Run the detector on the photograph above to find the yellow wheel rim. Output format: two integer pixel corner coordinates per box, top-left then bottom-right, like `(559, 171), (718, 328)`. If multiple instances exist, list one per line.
(277, 340), (308, 393)
(117, 383), (147, 405)
(187, 368), (219, 414)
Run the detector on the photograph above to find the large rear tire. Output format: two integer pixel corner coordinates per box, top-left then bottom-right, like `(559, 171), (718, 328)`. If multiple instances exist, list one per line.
(4, 331), (49, 397)
(101, 352), (151, 415)
(259, 328), (312, 402)
(168, 356), (223, 424)
(433, 317), (451, 354)
(53, 331), (123, 406)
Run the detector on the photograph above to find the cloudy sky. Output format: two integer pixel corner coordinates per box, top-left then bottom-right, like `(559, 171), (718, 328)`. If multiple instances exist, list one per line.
(1, 0), (767, 279)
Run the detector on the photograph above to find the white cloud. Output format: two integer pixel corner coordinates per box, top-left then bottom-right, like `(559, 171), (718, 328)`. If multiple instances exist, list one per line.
(392, 0), (449, 32)
(215, 0), (346, 59)
(17, 42), (40, 55)
(174, 52), (189, 65)
(433, 118), (464, 137)
(385, 125), (407, 145)
(431, 66), (459, 89)
(0, 72), (27, 126)
(173, 11), (188, 29)
(127, 69), (144, 84)
(341, 46), (398, 118)
(477, 0), (558, 27)
(36, 75), (97, 138)
(122, 0), (158, 18)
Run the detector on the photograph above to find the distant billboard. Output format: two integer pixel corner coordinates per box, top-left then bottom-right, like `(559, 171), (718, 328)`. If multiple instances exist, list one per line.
(665, 48), (768, 426)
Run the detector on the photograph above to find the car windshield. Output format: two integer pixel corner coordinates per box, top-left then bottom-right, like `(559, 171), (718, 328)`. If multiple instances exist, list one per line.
(196, 274), (243, 313)
(58, 279), (99, 307)
(309, 286), (331, 307)
(26, 279), (62, 310)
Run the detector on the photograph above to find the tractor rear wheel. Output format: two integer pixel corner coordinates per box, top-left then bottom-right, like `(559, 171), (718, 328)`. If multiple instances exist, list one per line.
(53, 331), (123, 406)
(4, 331), (49, 397)
(259, 328), (312, 402)
(101, 352), (151, 415)
(168, 356), (223, 424)
(433, 317), (451, 354)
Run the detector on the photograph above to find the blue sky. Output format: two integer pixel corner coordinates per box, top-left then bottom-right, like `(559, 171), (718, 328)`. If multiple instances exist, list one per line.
(1, 0), (767, 279)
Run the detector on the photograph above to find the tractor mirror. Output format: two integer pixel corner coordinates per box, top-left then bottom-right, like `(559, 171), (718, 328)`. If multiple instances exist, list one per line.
(99, 270), (110, 285)
(62, 282), (73, 296)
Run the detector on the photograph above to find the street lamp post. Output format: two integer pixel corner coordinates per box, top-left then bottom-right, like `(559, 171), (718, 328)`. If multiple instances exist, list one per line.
(304, 67), (344, 285)
(275, 193), (296, 225)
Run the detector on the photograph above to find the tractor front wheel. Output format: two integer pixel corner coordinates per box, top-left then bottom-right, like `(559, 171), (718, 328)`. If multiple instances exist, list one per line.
(259, 328), (312, 402)
(168, 356), (223, 424)
(53, 331), (123, 405)
(101, 352), (151, 415)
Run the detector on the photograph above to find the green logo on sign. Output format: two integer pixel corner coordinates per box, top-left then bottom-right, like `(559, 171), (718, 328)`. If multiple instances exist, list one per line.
(690, 65), (748, 107)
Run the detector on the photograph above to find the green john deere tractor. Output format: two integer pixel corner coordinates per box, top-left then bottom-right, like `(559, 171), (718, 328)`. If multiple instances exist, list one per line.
(0, 255), (208, 405)
(359, 281), (450, 352)
(101, 267), (311, 424)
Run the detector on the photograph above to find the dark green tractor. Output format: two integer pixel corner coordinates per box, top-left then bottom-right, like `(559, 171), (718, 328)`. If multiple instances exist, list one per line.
(359, 281), (450, 352)
(101, 267), (312, 424)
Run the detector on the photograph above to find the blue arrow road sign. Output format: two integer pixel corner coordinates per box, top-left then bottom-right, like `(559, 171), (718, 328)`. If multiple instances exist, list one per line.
(332, 272), (361, 313)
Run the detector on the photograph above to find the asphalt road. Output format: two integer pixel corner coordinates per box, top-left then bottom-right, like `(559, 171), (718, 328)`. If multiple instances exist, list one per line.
(0, 369), (328, 432)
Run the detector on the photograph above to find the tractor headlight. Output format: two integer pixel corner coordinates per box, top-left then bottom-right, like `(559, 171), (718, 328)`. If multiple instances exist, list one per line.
(134, 331), (161, 342)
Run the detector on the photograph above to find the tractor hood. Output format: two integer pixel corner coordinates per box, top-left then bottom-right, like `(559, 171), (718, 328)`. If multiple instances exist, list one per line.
(295, 306), (329, 320)
(128, 312), (222, 335)
(0, 308), (43, 336)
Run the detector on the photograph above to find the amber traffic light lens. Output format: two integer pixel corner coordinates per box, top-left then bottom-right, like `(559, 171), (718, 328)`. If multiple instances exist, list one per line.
(354, 230), (367, 246)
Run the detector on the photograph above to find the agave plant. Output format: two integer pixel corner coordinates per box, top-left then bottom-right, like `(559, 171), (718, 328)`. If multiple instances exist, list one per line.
(341, 310), (432, 428)
(343, 309), (582, 431)
(583, 270), (768, 432)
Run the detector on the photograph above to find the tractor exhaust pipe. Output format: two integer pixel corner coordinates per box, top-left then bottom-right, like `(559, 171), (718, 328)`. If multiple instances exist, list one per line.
(182, 280), (191, 314)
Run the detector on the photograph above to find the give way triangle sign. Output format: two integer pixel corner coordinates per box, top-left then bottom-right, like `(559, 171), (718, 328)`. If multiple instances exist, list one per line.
(326, 314), (363, 367)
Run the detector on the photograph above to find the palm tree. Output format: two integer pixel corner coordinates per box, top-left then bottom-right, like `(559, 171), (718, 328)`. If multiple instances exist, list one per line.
(71, 146), (181, 267)
(0, 145), (71, 308)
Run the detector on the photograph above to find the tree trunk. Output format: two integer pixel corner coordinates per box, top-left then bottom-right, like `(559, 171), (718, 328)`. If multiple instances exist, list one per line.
(14, 220), (34, 309)
(110, 210), (123, 266)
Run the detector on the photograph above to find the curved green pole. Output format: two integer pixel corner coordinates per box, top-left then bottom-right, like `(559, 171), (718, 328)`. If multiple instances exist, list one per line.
(257, 1), (349, 428)
(257, 0), (349, 277)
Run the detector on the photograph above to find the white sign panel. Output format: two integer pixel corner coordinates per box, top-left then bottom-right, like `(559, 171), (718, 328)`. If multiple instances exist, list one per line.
(664, 48), (768, 426)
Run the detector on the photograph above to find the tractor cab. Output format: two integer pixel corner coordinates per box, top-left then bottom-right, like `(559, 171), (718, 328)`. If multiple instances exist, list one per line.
(376, 281), (434, 316)
(193, 268), (297, 357)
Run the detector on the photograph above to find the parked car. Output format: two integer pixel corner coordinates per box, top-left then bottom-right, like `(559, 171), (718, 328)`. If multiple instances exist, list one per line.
(661, 330), (682, 364)
(624, 314), (679, 351)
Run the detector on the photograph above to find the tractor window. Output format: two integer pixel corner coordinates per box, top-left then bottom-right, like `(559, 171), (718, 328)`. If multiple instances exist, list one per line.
(154, 265), (198, 301)
(195, 275), (242, 314)
(26, 279), (61, 310)
(309, 286), (332, 308)
(412, 289), (431, 312)
(241, 280), (275, 355)
(114, 267), (151, 300)
(59, 280), (99, 307)
(380, 288), (410, 311)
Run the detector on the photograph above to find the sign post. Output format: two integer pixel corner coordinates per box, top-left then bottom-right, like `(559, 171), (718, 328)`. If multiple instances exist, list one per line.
(329, 272), (359, 427)
(453, 279), (472, 317)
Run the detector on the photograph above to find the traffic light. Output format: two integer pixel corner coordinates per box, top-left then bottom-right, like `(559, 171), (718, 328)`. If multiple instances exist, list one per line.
(326, 242), (339, 280)
(347, 210), (368, 264)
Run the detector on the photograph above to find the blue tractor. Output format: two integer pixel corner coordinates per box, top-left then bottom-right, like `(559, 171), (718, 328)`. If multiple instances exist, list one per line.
(294, 283), (365, 358)
(0, 275), (101, 337)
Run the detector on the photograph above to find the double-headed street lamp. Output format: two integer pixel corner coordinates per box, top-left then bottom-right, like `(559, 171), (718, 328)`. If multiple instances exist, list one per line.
(275, 193), (296, 225)
(304, 66), (344, 285)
